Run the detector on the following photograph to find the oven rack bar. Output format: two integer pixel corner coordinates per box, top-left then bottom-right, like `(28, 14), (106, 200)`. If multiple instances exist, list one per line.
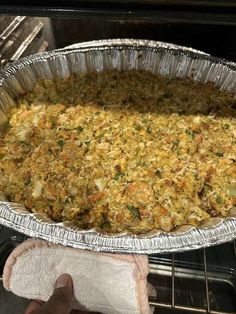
(148, 302), (231, 314)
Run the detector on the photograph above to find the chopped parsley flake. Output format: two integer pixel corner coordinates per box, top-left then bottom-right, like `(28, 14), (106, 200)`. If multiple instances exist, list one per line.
(127, 205), (141, 220)
(57, 139), (65, 147)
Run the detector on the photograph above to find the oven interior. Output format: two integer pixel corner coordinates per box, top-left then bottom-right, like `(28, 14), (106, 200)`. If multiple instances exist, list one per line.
(0, 225), (235, 314)
(0, 4), (236, 313)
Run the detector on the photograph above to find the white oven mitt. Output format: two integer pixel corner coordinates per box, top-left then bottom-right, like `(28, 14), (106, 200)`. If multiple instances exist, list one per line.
(3, 239), (152, 314)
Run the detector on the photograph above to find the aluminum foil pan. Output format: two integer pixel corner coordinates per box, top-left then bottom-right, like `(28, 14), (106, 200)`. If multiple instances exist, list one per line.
(0, 39), (236, 254)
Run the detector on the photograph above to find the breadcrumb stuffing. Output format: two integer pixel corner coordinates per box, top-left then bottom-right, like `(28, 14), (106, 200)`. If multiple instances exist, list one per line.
(0, 70), (235, 234)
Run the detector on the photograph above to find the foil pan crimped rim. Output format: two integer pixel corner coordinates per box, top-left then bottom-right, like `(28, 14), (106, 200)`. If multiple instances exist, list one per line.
(59, 39), (211, 55)
(0, 39), (236, 254)
(0, 202), (236, 254)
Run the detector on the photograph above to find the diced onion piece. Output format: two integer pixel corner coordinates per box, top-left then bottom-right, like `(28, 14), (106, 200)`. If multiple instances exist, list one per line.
(193, 116), (201, 124)
(227, 184), (236, 197)
(32, 181), (43, 199)
(17, 128), (28, 141)
(187, 213), (202, 221)
(94, 178), (106, 191)
(32, 115), (39, 126)
(96, 142), (110, 150)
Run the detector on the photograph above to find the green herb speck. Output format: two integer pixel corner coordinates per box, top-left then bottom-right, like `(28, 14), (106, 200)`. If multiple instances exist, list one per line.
(57, 139), (65, 147)
(146, 127), (152, 134)
(49, 116), (57, 127)
(203, 184), (212, 194)
(19, 141), (32, 152)
(172, 140), (179, 150)
(155, 169), (162, 177)
(127, 205), (141, 220)
(97, 133), (105, 140)
(101, 221), (111, 229)
(24, 175), (31, 185)
(134, 124), (142, 131)
(114, 172), (125, 180)
(216, 195), (223, 204)
(76, 126), (84, 133)
(185, 129), (195, 139)
(215, 152), (224, 157)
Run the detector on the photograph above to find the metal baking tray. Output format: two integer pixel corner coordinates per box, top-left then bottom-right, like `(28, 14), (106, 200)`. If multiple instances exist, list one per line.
(0, 39), (236, 254)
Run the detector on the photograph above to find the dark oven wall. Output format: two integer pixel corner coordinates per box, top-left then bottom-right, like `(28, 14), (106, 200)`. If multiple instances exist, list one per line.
(51, 19), (236, 62)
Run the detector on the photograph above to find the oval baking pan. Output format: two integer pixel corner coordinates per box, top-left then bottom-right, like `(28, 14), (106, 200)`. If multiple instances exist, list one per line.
(0, 39), (236, 254)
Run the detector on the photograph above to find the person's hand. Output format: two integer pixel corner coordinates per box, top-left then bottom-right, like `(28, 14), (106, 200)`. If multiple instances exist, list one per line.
(24, 273), (89, 314)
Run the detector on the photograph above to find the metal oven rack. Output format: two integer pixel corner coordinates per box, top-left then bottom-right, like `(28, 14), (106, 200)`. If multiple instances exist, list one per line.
(0, 16), (51, 69)
(148, 244), (236, 314)
(149, 250), (214, 313)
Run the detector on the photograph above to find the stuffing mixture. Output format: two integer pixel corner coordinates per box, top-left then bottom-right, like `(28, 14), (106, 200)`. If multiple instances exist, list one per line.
(0, 70), (235, 233)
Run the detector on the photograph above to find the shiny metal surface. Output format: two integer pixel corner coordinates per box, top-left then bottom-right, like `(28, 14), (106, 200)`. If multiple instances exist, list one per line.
(148, 247), (236, 313)
(203, 248), (210, 313)
(0, 39), (236, 253)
